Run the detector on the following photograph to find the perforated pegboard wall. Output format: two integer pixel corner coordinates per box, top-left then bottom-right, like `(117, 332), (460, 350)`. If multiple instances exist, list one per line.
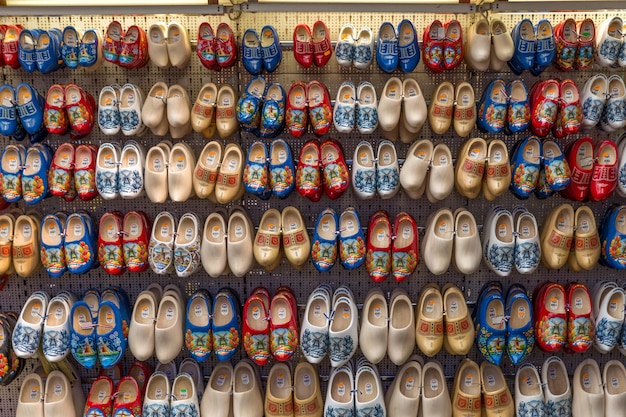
(0, 8), (625, 415)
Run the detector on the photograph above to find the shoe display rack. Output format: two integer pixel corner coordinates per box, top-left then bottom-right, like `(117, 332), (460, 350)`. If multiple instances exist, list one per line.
(1, 3), (626, 415)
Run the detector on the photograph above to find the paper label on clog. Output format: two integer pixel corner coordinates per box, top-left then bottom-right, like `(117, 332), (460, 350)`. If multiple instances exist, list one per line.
(469, 148), (480, 159)
(278, 150), (287, 163)
(220, 303), (229, 316)
(303, 373), (311, 386)
(31, 303), (40, 317)
(153, 159), (162, 171)
(127, 94), (135, 105)
(314, 304), (321, 317)
(377, 229), (385, 241)
(582, 374), (591, 388)
(278, 307), (287, 319)
(217, 374), (226, 386)
(234, 225), (243, 238)
(429, 378), (438, 391)
(337, 382), (345, 396)
(491, 315), (504, 325)
(517, 306), (526, 318)
(228, 159), (238, 170)
(439, 155), (447, 165)
(557, 217), (566, 229)
(185, 227), (193, 240)
(277, 374), (285, 388)
(388, 86), (398, 98)
(321, 219), (330, 232)
(365, 382), (373, 395)
(346, 220), (355, 232)
(55, 307), (63, 320)
(294, 92), (304, 105)
(464, 375), (473, 387)
(141, 305), (150, 319)
(382, 152), (391, 164)
(461, 94), (470, 106)
(304, 153), (314, 164)
(155, 388), (163, 399)
(106, 311), (114, 323)
(438, 92), (448, 104)
(176, 158), (185, 170)
(550, 298), (558, 310)
(54, 384), (62, 395)
(78, 313), (87, 324)
(610, 299), (619, 311)
(254, 152), (263, 163)
(613, 377), (620, 389)
(241, 373), (250, 385)
(252, 306), (260, 320)
(129, 223), (138, 237)
(373, 305), (382, 318)
(524, 146), (533, 159)
(74, 224), (82, 236)
(524, 376), (533, 386)
(450, 301), (458, 313)
(545, 86), (557, 99)
(128, 157), (136, 167)
(461, 223), (469, 234)
(498, 223), (507, 237)
(489, 307), (496, 318)
(212, 226), (221, 238)
(603, 152), (611, 164)
(32, 157), (41, 170)
(492, 151), (502, 163)
(166, 307), (174, 320)
(0, 226), (8, 239)
(438, 222), (447, 234)
(572, 297), (582, 309)
(342, 306), (350, 319)
(580, 220), (589, 232)
(521, 226), (530, 237)
(289, 222), (297, 231)
(161, 225), (169, 237)
(23, 224), (32, 239)
(107, 225), (115, 238)
(426, 300), (435, 313)
(549, 367), (557, 379)
(195, 304), (204, 317)
(179, 388), (188, 399)
(7, 156), (17, 171)
(402, 226), (411, 239)
(79, 157), (89, 168)
(618, 214), (626, 227)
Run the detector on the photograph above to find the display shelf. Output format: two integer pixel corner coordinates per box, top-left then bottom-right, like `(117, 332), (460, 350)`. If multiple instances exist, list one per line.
(485, 0), (626, 12)
(238, 1), (476, 13)
(0, 4), (224, 16)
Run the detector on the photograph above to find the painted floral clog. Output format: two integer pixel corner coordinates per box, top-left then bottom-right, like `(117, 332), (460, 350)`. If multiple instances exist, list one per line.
(529, 79), (559, 137)
(40, 213), (67, 278)
(269, 138), (294, 198)
(320, 139), (349, 199)
(505, 285), (534, 365)
(477, 79), (507, 133)
(312, 208), (338, 272)
(98, 212), (124, 276)
(237, 76), (266, 134)
(1, 144), (25, 202)
(242, 287), (270, 366)
(103, 21), (124, 64)
(212, 288), (240, 361)
(243, 141), (270, 199)
(295, 139), (322, 202)
(44, 84), (69, 135)
(307, 80), (332, 136)
(65, 212), (96, 274)
(70, 300), (98, 368)
(565, 282), (594, 353)
(270, 289), (298, 361)
(365, 211), (391, 282)
(509, 136), (541, 199)
(339, 208), (365, 270)
(542, 140), (570, 191)
(474, 284), (506, 365)
(185, 289), (212, 363)
(392, 212), (418, 282)
(259, 82), (285, 138)
(22, 145), (49, 205)
(534, 282), (567, 352)
(197, 22), (219, 71)
(505, 80), (530, 134)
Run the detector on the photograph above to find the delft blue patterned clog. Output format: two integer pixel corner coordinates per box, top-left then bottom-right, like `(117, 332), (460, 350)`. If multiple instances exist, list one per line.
(212, 288), (241, 361)
(185, 289), (212, 362)
(12, 291), (49, 358)
(376, 22), (398, 73)
(259, 82), (285, 138)
(333, 81), (356, 134)
(269, 138), (295, 198)
(96, 300), (126, 369)
(508, 19), (535, 74)
(244, 141), (271, 199)
(260, 25), (282, 73)
(397, 19), (420, 73)
(237, 76), (266, 134)
(505, 285), (534, 365)
(477, 79), (507, 134)
(0, 84), (25, 139)
(312, 208), (338, 272)
(70, 300), (98, 368)
(241, 29), (262, 75)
